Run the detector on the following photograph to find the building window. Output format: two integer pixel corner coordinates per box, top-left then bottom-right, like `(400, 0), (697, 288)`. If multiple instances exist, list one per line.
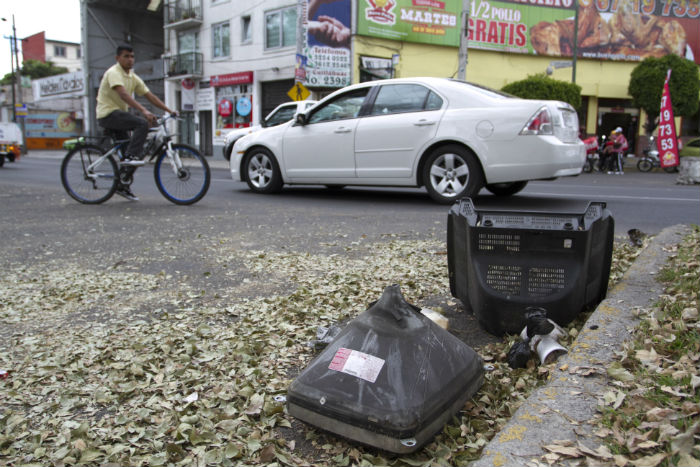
(241, 15), (252, 44)
(54, 45), (66, 57)
(265, 6), (296, 49)
(76, 48), (81, 58)
(212, 21), (230, 58)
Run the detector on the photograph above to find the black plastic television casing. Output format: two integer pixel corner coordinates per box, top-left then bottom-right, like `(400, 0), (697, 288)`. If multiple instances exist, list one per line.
(447, 198), (614, 335)
(287, 285), (484, 453)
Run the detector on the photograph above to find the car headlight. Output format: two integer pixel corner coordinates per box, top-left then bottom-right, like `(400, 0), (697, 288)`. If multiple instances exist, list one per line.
(521, 107), (553, 136)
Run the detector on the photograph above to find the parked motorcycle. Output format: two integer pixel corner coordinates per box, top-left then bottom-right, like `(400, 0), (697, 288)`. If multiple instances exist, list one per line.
(582, 135), (601, 173)
(637, 136), (678, 173)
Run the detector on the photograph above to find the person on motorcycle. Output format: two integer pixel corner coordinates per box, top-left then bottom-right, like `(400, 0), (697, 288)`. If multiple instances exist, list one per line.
(600, 127), (628, 174)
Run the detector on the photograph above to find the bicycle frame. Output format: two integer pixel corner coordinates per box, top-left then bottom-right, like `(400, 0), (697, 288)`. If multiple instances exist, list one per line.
(145, 115), (184, 176)
(80, 115), (185, 180)
(82, 145), (120, 182)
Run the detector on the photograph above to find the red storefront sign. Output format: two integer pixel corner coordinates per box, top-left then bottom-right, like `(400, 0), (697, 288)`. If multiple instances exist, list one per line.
(211, 71), (254, 87)
(657, 69), (680, 169)
(218, 99), (233, 117)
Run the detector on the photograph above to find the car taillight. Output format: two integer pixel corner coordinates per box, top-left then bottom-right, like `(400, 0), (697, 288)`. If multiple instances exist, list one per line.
(521, 107), (553, 135)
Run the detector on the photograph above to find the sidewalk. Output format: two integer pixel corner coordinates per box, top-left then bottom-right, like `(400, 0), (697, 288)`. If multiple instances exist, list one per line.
(470, 224), (691, 467)
(21, 149), (231, 170)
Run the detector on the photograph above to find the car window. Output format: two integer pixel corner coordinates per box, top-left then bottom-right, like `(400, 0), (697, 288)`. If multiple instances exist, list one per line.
(308, 89), (370, 124)
(426, 91), (443, 110)
(369, 84), (443, 116)
(265, 106), (297, 126)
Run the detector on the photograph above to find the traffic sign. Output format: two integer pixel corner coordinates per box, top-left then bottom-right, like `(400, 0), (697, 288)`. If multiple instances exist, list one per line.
(288, 82), (310, 102)
(15, 103), (27, 117)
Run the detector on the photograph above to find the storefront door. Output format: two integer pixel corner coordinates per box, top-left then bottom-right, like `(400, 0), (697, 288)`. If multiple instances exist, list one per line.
(199, 110), (212, 156)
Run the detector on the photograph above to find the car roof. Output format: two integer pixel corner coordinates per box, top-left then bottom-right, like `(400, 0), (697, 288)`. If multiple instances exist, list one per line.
(316, 77), (513, 108)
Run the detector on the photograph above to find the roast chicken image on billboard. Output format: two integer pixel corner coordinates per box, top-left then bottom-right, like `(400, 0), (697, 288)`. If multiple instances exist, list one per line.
(530, 0), (691, 60)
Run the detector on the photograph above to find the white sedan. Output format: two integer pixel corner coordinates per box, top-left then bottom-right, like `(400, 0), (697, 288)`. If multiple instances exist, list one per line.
(230, 77), (585, 204)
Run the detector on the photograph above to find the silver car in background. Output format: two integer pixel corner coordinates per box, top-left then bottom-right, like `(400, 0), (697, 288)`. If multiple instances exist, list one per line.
(222, 100), (317, 161)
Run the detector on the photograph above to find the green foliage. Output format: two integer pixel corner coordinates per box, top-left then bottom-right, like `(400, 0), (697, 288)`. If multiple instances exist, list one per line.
(628, 55), (700, 133)
(501, 74), (582, 109)
(0, 59), (69, 85)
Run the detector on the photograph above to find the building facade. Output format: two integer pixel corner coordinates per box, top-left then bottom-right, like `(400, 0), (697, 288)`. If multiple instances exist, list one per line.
(163, 0), (303, 156)
(163, 0), (699, 159)
(22, 31), (82, 72)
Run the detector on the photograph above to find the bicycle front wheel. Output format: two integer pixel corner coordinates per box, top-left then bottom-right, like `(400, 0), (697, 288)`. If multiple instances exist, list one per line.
(154, 143), (210, 205)
(61, 144), (118, 204)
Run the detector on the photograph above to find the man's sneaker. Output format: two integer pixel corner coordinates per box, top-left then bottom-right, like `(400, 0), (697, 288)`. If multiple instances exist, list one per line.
(121, 157), (145, 166)
(115, 186), (139, 201)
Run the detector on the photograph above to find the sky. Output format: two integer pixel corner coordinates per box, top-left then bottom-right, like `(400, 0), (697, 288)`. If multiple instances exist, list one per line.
(0, 0), (81, 77)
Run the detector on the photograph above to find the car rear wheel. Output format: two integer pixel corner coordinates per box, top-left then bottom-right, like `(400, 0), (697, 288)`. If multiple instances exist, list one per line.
(485, 181), (528, 196)
(244, 148), (283, 194)
(423, 145), (483, 204)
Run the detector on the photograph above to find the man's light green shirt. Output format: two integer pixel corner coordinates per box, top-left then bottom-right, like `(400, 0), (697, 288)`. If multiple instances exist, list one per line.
(96, 63), (149, 119)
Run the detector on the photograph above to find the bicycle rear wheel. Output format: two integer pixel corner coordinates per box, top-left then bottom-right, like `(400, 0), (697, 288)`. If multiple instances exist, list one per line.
(153, 143), (210, 205)
(61, 144), (118, 204)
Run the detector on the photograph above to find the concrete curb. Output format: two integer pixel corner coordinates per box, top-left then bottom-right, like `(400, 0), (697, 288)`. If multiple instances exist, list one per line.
(470, 224), (692, 467)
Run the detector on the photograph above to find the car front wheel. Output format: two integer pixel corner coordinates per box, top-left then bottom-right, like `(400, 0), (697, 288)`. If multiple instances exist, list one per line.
(485, 181), (528, 196)
(244, 148), (283, 194)
(423, 145), (483, 204)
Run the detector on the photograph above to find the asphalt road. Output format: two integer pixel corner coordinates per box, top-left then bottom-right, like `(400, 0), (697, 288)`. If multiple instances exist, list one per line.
(2, 152), (697, 239)
(1, 152), (698, 350)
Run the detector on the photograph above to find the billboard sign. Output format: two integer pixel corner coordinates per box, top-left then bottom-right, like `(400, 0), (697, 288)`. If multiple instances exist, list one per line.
(25, 113), (78, 139)
(357, 0), (462, 46)
(466, 0), (700, 64)
(303, 0), (352, 88)
(32, 71), (85, 101)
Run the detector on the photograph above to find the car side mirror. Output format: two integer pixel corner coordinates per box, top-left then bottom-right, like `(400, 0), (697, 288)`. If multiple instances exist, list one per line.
(295, 113), (307, 126)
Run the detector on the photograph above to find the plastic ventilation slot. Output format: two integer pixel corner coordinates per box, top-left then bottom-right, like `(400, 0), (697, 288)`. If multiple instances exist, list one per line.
(527, 267), (566, 297)
(478, 233), (521, 252)
(485, 264), (523, 296)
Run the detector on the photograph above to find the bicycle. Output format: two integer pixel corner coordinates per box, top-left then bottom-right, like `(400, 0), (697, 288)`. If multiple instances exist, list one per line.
(60, 115), (210, 205)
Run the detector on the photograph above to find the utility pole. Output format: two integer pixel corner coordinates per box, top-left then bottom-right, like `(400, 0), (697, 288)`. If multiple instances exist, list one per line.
(457, 0), (469, 80)
(572, 0), (578, 83)
(10, 15), (26, 153)
(7, 36), (16, 122)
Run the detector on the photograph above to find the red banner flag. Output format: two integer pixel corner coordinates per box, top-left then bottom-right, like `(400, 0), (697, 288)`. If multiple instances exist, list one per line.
(657, 70), (680, 168)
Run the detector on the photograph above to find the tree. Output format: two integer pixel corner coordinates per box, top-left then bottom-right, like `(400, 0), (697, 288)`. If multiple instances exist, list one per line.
(628, 54), (700, 134)
(0, 59), (69, 85)
(501, 74), (582, 110)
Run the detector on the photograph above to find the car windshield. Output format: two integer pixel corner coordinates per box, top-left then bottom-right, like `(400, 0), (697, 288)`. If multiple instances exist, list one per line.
(448, 79), (513, 99)
(263, 106), (297, 127)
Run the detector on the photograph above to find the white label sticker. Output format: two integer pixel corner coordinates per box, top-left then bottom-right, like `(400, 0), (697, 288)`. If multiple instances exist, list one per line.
(328, 348), (385, 383)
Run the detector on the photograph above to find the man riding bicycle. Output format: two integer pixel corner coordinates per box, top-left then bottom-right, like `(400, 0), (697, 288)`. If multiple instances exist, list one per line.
(96, 45), (176, 200)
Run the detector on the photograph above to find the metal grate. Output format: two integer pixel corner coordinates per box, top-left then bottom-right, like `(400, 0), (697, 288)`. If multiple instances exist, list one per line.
(485, 265), (522, 296)
(527, 267), (566, 297)
(478, 233), (520, 252)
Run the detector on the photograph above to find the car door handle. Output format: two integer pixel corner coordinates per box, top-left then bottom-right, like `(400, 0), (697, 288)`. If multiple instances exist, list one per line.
(334, 127), (352, 133)
(414, 119), (436, 126)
